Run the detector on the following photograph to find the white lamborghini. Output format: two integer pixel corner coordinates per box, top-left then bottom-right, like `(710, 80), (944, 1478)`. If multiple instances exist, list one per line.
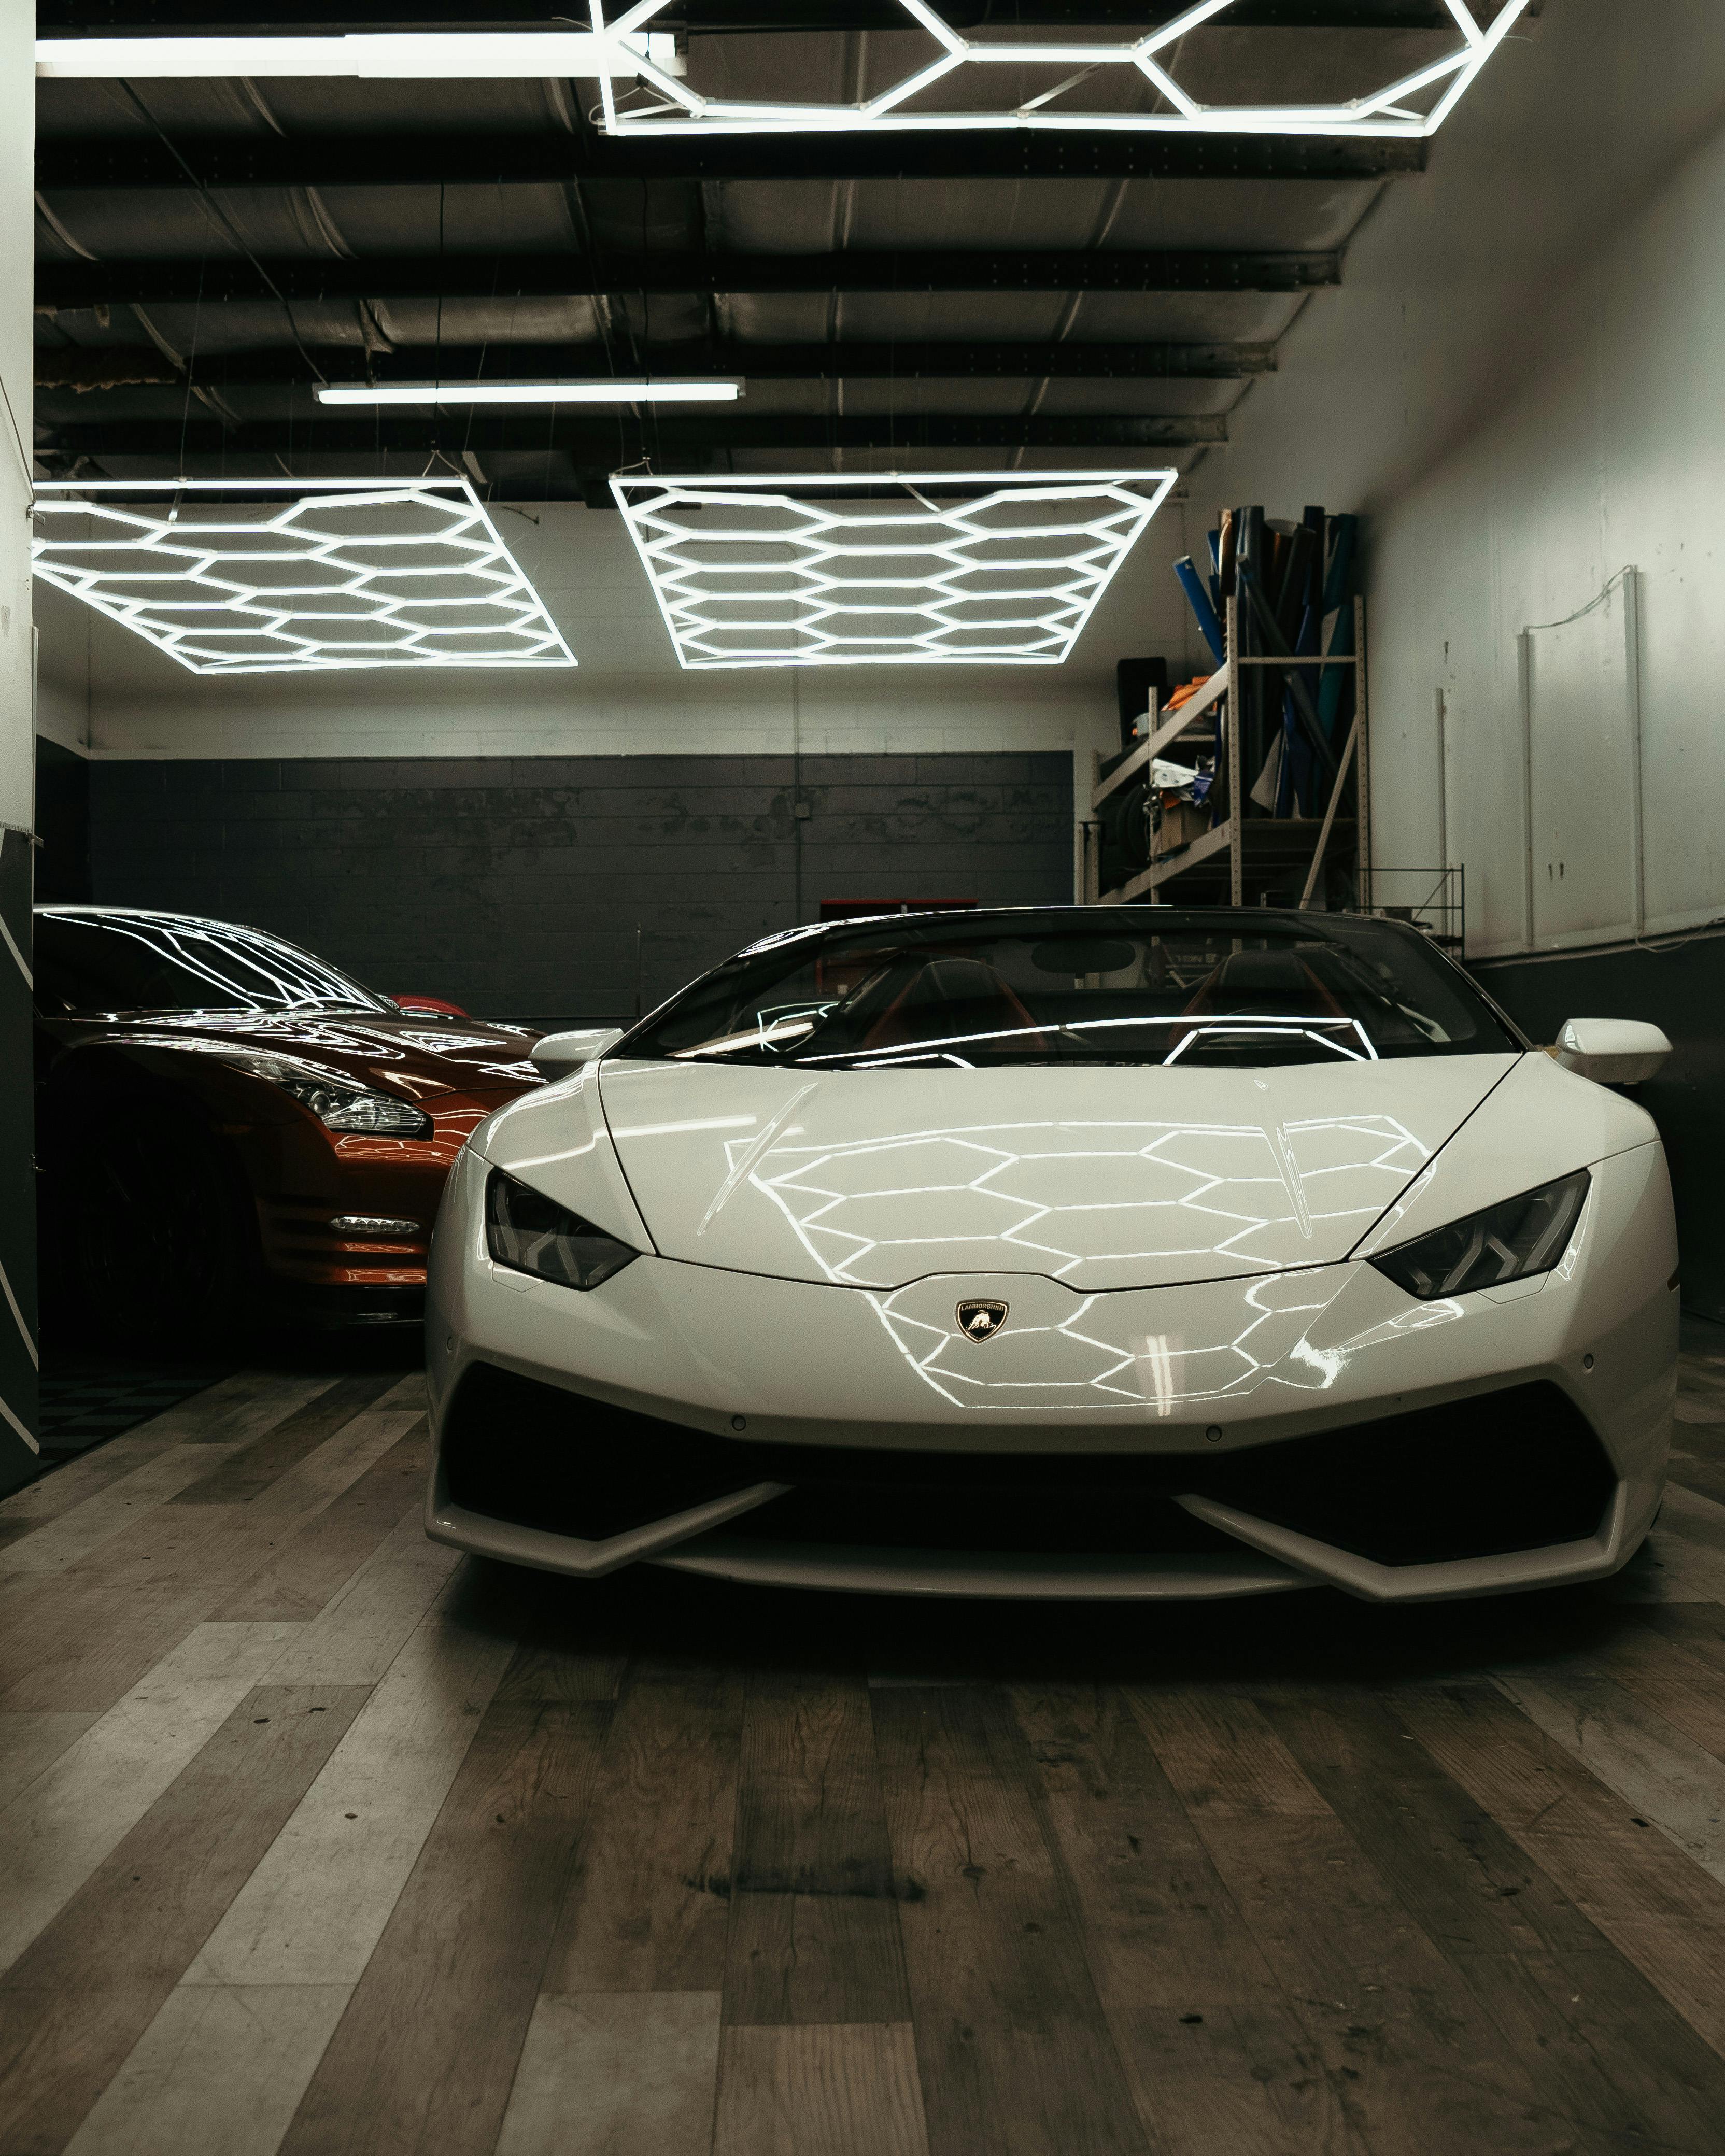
(425, 906), (1677, 1602)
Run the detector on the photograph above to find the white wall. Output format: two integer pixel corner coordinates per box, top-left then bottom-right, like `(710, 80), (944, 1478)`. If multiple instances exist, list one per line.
(1192, 0), (1725, 958)
(36, 668), (87, 757)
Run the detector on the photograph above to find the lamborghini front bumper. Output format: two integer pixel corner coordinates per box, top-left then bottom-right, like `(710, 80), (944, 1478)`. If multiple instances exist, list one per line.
(423, 1139), (1676, 1602)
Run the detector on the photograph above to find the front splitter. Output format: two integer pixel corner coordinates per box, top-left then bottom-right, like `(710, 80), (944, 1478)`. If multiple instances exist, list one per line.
(430, 1473), (1646, 1603)
(653, 1535), (1311, 1600)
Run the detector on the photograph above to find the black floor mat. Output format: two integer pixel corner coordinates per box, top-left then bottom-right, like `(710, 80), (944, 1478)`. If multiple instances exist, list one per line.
(36, 1358), (233, 1467)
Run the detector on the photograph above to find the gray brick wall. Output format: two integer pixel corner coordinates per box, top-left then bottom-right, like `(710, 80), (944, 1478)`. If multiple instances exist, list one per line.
(87, 753), (1075, 1023)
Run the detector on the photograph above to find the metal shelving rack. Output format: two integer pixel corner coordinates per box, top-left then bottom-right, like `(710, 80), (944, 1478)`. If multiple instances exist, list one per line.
(1084, 594), (1370, 911)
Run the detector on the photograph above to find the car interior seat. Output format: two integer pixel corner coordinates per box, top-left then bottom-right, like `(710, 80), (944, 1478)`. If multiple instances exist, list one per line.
(860, 955), (1052, 1053)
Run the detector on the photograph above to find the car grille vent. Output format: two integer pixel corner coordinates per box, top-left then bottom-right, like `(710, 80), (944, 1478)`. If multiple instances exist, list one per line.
(439, 1364), (1617, 1569)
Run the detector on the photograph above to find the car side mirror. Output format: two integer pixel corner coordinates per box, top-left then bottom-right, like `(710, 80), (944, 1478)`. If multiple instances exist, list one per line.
(530, 1027), (626, 1081)
(1553, 1018), (1672, 1085)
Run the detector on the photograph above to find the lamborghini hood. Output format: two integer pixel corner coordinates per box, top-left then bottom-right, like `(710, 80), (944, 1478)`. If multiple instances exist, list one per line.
(592, 1053), (1520, 1292)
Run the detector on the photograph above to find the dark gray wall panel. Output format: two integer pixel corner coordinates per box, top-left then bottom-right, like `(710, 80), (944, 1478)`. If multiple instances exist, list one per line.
(34, 740), (91, 905)
(1475, 933), (1725, 1324)
(87, 752), (1074, 1023)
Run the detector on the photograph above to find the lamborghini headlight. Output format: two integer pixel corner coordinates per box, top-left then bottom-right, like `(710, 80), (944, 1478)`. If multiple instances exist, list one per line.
(485, 1169), (640, 1291)
(1370, 1170), (1589, 1300)
(217, 1051), (433, 1137)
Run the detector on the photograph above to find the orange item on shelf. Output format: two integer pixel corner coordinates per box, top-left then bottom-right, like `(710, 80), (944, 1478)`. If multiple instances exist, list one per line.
(1164, 673), (1214, 714)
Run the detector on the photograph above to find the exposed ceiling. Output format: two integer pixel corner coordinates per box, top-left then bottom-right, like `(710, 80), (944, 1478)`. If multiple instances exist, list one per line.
(31, 4), (1491, 502)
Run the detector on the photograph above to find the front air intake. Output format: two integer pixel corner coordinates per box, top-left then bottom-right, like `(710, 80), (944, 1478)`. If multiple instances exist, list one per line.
(440, 1365), (1616, 1568)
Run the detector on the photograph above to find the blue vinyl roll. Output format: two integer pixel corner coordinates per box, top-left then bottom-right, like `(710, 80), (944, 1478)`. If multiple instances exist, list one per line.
(1173, 555), (1226, 668)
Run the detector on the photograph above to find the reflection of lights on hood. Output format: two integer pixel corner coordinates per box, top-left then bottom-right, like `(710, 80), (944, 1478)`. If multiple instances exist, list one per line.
(1325, 1299), (1465, 1357)
(394, 1031), (515, 1055)
(588, 0), (1529, 143)
(612, 1116), (761, 1140)
(739, 1114), (1431, 1292)
(119, 1037), (405, 1094)
(1139, 1334), (1177, 1420)
(698, 1088), (816, 1240)
(867, 1266), (1353, 1414)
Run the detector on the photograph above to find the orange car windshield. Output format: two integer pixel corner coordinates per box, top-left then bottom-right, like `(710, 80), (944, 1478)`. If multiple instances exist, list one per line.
(34, 913), (392, 1019)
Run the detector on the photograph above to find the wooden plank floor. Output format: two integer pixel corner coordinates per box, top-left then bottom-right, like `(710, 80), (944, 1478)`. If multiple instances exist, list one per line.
(5, 1330), (1725, 2153)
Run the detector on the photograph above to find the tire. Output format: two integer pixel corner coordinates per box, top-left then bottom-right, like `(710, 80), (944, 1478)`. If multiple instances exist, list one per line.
(65, 1113), (258, 1349)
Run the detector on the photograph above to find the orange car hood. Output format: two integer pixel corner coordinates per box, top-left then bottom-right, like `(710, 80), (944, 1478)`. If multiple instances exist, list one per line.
(60, 1010), (543, 1100)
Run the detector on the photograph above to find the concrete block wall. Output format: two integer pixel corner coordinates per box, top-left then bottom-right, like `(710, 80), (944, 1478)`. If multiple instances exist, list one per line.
(87, 751), (1076, 1022)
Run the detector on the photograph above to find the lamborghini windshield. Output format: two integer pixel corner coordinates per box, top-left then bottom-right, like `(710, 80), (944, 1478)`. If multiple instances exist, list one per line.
(621, 909), (1521, 1072)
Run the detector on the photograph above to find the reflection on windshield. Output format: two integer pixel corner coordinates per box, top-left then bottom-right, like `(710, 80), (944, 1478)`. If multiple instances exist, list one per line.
(797, 1014), (1379, 1069)
(33, 912), (393, 1019)
(622, 912), (1518, 1071)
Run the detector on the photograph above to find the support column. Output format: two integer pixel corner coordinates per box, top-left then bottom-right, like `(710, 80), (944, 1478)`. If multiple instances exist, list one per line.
(0, 3), (36, 1492)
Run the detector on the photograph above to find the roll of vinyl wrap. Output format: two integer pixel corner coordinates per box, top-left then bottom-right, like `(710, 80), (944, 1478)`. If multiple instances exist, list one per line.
(1173, 556), (1225, 667)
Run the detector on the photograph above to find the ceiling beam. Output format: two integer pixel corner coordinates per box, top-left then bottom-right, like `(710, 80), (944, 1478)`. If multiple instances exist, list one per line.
(33, 337), (1276, 388)
(38, 411), (1227, 456)
(38, 249), (1338, 313)
(36, 130), (1424, 190)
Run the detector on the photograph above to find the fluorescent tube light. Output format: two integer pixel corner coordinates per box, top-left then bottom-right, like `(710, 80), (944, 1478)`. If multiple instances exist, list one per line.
(33, 477), (474, 490)
(35, 31), (681, 79)
(611, 467), (1177, 671)
(31, 478), (576, 676)
(314, 380), (744, 407)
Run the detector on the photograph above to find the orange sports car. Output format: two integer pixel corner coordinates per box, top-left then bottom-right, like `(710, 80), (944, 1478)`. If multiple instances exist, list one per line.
(33, 905), (545, 1335)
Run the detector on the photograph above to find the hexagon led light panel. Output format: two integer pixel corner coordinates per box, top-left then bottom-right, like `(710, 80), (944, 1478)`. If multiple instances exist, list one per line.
(592, 0), (1530, 141)
(611, 467), (1177, 669)
(31, 478), (575, 675)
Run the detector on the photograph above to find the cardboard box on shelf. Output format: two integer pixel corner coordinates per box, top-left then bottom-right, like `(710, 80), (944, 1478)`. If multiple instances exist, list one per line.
(1154, 801), (1212, 856)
